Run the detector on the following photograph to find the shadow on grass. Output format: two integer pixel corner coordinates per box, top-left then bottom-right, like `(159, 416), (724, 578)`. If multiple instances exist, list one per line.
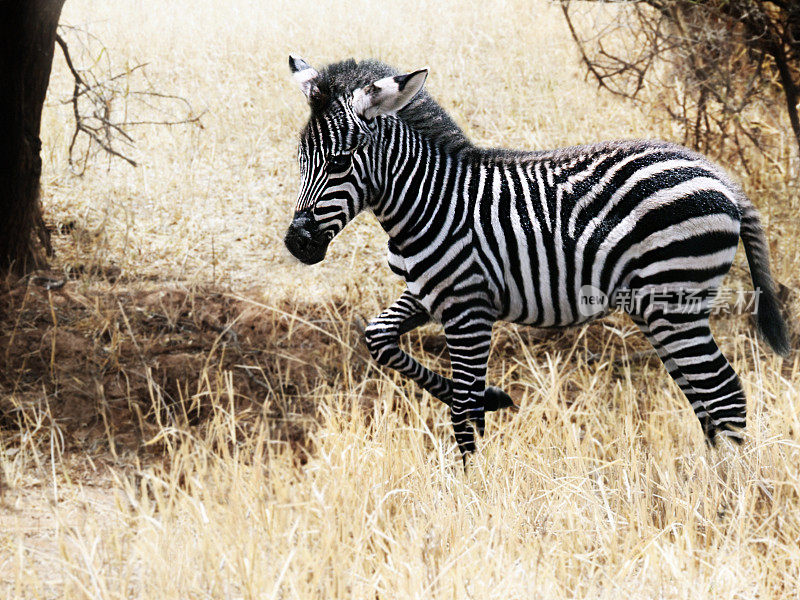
(0, 272), (379, 465)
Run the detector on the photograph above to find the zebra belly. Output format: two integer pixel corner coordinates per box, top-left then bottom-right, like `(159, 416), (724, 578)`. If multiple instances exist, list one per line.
(493, 204), (741, 327)
(487, 230), (581, 328)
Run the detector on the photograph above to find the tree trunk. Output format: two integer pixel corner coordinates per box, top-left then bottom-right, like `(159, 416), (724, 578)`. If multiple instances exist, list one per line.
(0, 0), (66, 276)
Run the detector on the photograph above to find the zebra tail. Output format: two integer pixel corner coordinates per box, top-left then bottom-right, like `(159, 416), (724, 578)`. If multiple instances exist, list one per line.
(738, 195), (791, 357)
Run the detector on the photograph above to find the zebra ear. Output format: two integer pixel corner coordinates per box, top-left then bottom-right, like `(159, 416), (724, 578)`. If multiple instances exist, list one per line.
(289, 54), (320, 99)
(352, 69), (428, 120)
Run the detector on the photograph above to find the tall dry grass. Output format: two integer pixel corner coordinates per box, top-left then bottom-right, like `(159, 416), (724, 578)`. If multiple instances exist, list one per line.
(1, 0), (799, 598)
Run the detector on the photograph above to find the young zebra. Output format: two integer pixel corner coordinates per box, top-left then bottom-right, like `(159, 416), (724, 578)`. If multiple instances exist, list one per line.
(283, 56), (790, 459)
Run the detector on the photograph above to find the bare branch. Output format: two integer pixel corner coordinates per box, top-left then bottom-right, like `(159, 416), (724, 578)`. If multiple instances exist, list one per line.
(561, 0), (800, 163)
(55, 26), (204, 173)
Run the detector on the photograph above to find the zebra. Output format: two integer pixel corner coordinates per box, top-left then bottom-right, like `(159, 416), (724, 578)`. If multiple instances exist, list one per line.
(283, 56), (790, 460)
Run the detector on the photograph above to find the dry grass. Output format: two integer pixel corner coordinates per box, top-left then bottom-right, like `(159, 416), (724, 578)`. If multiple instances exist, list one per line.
(2, 0), (800, 597)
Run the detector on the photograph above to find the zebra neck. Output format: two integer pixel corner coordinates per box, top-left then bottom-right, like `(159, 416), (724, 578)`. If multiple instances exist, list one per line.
(371, 119), (470, 255)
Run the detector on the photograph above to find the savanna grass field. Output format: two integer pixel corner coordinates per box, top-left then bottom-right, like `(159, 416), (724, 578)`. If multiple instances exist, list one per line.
(2, 1), (800, 598)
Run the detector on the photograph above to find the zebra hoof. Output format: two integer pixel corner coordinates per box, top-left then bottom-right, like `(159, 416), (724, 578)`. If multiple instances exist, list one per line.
(484, 386), (516, 412)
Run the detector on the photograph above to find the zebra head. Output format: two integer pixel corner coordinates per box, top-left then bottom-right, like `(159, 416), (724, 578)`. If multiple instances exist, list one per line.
(284, 56), (427, 265)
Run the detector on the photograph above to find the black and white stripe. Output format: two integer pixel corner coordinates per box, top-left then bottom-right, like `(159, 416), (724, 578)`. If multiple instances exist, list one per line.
(284, 57), (790, 459)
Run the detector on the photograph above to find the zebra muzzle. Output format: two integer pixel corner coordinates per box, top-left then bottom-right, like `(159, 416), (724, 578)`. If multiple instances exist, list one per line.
(284, 210), (329, 265)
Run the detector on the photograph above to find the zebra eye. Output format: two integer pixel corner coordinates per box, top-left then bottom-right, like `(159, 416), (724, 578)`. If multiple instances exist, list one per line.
(326, 153), (351, 173)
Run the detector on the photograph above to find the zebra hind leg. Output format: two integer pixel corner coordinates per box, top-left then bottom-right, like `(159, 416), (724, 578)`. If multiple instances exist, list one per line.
(632, 310), (747, 445)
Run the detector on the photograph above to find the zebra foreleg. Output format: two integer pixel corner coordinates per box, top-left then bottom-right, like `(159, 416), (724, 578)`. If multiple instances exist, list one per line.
(364, 292), (514, 414)
(443, 307), (496, 459)
(365, 292), (452, 402)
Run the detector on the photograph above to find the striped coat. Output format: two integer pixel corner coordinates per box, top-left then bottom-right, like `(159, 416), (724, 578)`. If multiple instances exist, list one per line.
(284, 57), (790, 460)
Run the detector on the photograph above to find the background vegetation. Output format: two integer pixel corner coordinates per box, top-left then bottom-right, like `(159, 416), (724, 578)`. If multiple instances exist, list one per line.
(1, 0), (799, 597)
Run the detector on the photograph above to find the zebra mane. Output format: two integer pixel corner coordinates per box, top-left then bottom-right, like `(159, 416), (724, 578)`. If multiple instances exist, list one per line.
(308, 58), (471, 151)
